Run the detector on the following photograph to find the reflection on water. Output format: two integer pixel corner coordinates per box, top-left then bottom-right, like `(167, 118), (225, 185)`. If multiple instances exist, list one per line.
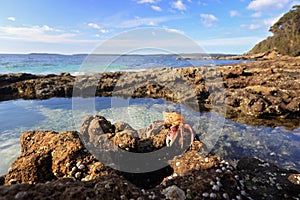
(0, 97), (299, 176)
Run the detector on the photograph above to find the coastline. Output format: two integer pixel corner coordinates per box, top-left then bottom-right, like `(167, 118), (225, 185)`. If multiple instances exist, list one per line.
(1, 2), (299, 198)
(1, 57), (299, 129)
(0, 57), (299, 199)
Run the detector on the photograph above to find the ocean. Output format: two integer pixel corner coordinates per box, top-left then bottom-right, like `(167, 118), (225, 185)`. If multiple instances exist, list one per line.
(0, 54), (299, 176)
(0, 54), (245, 75)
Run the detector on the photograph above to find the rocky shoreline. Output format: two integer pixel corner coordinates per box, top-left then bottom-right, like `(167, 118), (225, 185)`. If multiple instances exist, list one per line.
(0, 115), (299, 199)
(0, 58), (299, 129)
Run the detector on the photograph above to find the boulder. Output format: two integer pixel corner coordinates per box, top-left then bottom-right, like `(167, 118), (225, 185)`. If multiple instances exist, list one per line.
(4, 130), (116, 185)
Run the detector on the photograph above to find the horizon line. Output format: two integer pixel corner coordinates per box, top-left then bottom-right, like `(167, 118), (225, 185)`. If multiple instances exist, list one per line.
(0, 52), (240, 56)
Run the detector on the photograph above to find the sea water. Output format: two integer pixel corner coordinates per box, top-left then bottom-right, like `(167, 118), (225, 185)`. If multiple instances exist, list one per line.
(0, 54), (299, 176)
(0, 54), (244, 75)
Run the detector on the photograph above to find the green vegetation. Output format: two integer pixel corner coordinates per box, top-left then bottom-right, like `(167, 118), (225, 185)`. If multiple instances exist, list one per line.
(249, 5), (300, 56)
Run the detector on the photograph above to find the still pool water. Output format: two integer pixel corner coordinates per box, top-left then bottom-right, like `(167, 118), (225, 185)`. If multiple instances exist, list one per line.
(0, 97), (299, 176)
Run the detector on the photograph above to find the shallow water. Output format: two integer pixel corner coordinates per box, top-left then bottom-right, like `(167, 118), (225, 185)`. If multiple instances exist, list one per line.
(0, 97), (299, 176)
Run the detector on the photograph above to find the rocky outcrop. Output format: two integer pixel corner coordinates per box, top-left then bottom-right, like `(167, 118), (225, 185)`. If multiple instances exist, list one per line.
(4, 130), (116, 185)
(0, 58), (299, 128)
(0, 73), (74, 101)
(0, 116), (299, 199)
(219, 58), (300, 121)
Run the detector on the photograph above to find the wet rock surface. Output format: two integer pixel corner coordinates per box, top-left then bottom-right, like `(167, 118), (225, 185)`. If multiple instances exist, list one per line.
(0, 116), (299, 199)
(237, 157), (300, 200)
(0, 58), (299, 129)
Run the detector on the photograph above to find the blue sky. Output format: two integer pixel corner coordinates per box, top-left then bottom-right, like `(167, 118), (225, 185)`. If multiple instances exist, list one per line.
(0, 0), (299, 54)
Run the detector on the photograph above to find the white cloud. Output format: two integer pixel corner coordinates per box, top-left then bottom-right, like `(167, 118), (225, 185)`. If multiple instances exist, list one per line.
(100, 29), (109, 33)
(0, 25), (95, 44)
(88, 23), (101, 29)
(151, 5), (162, 11)
(200, 13), (218, 27)
(263, 14), (283, 26)
(249, 24), (261, 30)
(163, 27), (184, 34)
(41, 25), (62, 32)
(247, 0), (290, 11)
(291, 1), (300, 7)
(241, 13), (283, 31)
(230, 10), (240, 17)
(198, 36), (264, 46)
(120, 18), (157, 27)
(87, 23), (108, 33)
(136, 0), (160, 3)
(197, 1), (208, 6)
(148, 21), (156, 26)
(198, 36), (264, 50)
(118, 16), (177, 28)
(198, 36), (265, 53)
(251, 12), (262, 18)
(171, 0), (187, 11)
(241, 24), (261, 30)
(7, 17), (16, 22)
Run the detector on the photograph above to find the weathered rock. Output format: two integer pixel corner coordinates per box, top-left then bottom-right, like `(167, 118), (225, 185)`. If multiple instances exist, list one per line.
(1, 116), (299, 199)
(0, 58), (299, 129)
(237, 157), (300, 200)
(0, 176), (144, 200)
(169, 141), (219, 175)
(0, 176), (4, 185)
(0, 73), (39, 86)
(4, 130), (116, 185)
(162, 185), (186, 200)
(288, 174), (300, 185)
(80, 115), (115, 146)
(80, 115), (168, 153)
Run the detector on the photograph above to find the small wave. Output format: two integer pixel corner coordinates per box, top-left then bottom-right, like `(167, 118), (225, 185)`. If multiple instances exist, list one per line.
(120, 68), (147, 72)
(71, 68), (147, 76)
(71, 71), (88, 76)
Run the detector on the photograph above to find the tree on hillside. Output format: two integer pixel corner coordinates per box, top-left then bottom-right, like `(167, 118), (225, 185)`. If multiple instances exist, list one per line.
(249, 5), (300, 56)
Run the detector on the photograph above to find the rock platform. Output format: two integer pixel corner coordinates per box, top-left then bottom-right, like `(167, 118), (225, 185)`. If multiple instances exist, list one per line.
(1, 58), (299, 129)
